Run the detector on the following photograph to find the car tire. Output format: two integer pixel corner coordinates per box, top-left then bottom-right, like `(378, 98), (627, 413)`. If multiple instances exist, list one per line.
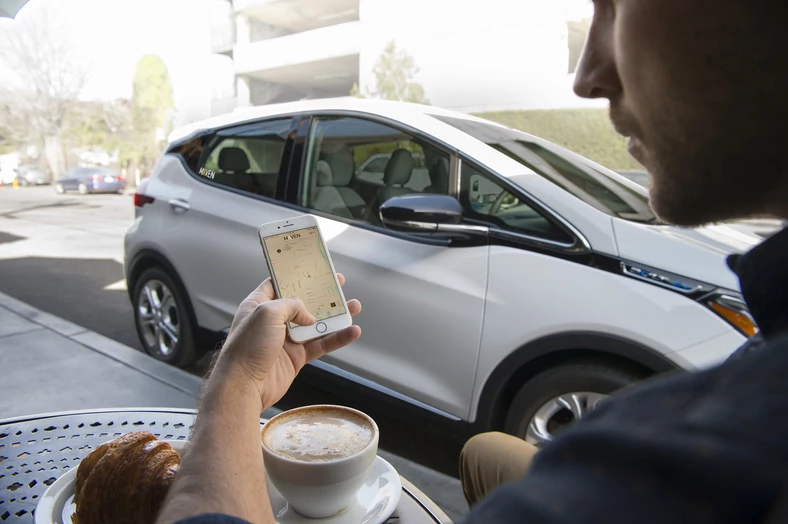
(504, 363), (642, 446)
(78, 183), (89, 195)
(132, 267), (199, 368)
(55, 183), (65, 194)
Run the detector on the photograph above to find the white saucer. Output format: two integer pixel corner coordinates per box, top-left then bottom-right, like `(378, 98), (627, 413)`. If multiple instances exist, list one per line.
(267, 455), (401, 524)
(36, 440), (401, 524)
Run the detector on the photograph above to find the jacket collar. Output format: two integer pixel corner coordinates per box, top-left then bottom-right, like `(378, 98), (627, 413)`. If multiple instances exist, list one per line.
(727, 227), (788, 340)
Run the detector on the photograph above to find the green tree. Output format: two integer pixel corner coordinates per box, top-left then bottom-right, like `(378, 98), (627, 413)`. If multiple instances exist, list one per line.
(62, 99), (129, 152)
(1, 7), (90, 179)
(349, 82), (364, 98)
(351, 41), (429, 104)
(124, 55), (174, 180)
(0, 90), (36, 155)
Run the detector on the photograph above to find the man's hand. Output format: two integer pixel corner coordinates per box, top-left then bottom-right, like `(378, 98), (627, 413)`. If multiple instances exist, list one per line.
(158, 278), (360, 524)
(211, 273), (362, 412)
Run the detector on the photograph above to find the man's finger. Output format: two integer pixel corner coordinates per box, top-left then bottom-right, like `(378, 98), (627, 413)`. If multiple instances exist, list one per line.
(256, 297), (315, 327)
(241, 279), (277, 306)
(347, 299), (361, 317)
(304, 325), (362, 362)
(259, 278), (277, 301)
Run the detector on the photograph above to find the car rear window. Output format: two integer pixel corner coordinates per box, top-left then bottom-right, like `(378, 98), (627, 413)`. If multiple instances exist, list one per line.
(167, 118), (291, 199)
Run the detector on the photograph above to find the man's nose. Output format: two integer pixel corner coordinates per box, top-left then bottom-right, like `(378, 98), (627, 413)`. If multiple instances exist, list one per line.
(573, 23), (620, 100)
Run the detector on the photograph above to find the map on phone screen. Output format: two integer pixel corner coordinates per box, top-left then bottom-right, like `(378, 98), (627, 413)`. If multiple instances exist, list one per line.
(264, 226), (346, 322)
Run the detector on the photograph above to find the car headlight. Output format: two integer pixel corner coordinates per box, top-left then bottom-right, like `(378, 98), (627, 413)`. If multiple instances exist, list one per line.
(707, 294), (759, 337)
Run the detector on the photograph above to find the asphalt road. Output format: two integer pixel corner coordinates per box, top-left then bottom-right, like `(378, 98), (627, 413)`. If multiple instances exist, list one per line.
(0, 185), (468, 521)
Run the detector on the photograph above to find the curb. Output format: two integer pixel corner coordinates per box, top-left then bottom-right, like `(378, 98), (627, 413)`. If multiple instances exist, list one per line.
(0, 291), (283, 419)
(0, 291), (201, 397)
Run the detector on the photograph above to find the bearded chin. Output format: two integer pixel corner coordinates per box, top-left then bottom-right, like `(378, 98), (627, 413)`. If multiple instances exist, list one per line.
(648, 161), (767, 227)
(648, 185), (709, 226)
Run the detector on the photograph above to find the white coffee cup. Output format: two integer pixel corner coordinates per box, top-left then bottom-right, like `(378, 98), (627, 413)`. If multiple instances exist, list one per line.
(260, 405), (380, 518)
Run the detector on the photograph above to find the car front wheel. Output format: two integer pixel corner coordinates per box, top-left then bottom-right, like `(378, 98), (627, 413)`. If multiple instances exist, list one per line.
(132, 267), (198, 367)
(504, 363), (643, 446)
(55, 183), (65, 194)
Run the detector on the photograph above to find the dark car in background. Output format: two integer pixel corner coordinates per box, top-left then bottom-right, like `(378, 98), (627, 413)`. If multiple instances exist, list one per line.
(14, 164), (50, 186)
(55, 166), (125, 195)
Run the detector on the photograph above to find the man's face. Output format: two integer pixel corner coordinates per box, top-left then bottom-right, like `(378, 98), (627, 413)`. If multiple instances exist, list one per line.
(574, 0), (788, 226)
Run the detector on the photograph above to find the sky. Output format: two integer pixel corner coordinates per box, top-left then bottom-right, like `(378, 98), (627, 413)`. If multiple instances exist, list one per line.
(0, 0), (594, 126)
(563, 0), (593, 21)
(0, 0), (235, 126)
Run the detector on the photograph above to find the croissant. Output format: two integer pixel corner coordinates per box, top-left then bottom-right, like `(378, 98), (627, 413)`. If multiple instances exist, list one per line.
(73, 431), (180, 524)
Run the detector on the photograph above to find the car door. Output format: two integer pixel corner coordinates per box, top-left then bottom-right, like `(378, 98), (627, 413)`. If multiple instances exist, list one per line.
(154, 117), (303, 331)
(60, 168), (80, 190)
(290, 114), (489, 420)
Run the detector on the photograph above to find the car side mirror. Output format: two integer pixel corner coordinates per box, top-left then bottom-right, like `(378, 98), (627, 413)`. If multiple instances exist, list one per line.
(379, 194), (488, 236)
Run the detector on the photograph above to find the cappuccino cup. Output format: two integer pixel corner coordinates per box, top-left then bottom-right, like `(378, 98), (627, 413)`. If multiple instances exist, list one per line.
(261, 405), (379, 518)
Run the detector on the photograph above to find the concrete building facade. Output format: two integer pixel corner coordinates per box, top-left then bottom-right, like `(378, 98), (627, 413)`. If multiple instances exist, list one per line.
(210, 0), (593, 116)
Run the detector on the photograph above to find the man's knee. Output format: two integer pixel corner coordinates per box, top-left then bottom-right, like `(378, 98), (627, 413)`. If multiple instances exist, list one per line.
(462, 432), (509, 470)
(460, 432), (538, 506)
(462, 432), (536, 468)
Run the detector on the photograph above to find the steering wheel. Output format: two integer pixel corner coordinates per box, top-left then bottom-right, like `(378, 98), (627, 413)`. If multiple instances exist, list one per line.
(489, 191), (509, 217)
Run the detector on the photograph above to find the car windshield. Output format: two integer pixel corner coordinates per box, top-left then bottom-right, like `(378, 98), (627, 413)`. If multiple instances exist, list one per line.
(431, 115), (656, 223)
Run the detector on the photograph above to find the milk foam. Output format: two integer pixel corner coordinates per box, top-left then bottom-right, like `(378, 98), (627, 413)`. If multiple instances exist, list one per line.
(264, 413), (373, 462)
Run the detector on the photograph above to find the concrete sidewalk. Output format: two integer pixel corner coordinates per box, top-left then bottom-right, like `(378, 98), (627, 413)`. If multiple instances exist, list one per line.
(0, 291), (468, 521)
(0, 291), (202, 418)
(0, 291), (287, 420)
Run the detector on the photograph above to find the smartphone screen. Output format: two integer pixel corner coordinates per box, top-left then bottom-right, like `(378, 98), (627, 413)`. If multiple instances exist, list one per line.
(263, 226), (346, 324)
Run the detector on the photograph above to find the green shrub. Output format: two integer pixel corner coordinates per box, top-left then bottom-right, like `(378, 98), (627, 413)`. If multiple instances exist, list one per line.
(475, 108), (642, 171)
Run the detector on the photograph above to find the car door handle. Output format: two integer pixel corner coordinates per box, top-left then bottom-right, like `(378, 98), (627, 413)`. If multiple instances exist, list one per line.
(169, 199), (191, 213)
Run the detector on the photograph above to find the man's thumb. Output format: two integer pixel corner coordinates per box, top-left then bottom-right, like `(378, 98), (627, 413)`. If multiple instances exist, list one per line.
(279, 297), (316, 326)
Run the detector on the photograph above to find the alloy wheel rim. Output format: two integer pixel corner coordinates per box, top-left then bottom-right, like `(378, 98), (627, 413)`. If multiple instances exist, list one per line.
(137, 279), (180, 357)
(525, 392), (608, 446)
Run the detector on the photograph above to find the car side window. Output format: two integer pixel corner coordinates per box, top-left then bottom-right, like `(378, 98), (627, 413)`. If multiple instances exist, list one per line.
(460, 162), (573, 244)
(301, 116), (450, 225)
(358, 156), (388, 178)
(198, 118), (291, 198)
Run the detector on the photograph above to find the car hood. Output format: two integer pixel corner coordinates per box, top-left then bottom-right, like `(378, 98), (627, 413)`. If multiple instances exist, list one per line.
(612, 219), (763, 290)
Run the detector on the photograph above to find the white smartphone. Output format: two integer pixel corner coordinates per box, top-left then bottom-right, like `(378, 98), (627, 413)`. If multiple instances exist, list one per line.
(257, 215), (352, 343)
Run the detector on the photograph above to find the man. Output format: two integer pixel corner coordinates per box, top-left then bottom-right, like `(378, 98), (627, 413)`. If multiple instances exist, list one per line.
(460, 0), (788, 512)
(156, 0), (788, 522)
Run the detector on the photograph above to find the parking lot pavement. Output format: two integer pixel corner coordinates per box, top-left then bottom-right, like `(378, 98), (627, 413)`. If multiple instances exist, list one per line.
(0, 185), (469, 521)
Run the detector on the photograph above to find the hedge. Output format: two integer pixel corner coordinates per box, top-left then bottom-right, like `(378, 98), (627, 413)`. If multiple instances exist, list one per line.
(475, 108), (642, 171)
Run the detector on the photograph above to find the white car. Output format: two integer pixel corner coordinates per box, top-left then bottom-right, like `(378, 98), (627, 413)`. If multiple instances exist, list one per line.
(124, 98), (760, 444)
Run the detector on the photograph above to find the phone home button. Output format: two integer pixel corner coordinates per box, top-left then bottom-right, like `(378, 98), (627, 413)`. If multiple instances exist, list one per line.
(316, 322), (327, 333)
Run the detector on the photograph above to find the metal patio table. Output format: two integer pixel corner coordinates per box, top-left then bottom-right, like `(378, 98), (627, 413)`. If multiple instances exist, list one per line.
(0, 408), (452, 523)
